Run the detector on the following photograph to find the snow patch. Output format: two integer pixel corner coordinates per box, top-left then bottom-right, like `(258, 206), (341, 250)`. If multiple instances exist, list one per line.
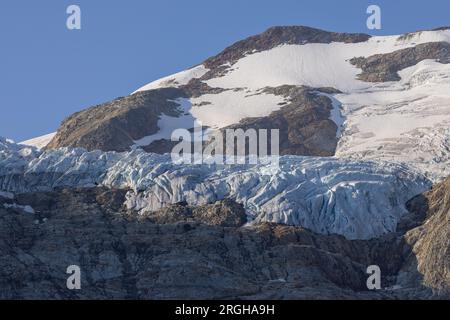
(20, 132), (56, 149)
(133, 98), (203, 147)
(133, 65), (209, 94)
(190, 89), (287, 129)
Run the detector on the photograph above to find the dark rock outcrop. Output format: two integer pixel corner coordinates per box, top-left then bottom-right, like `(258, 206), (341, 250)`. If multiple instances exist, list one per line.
(141, 198), (247, 228)
(220, 86), (340, 156)
(351, 42), (450, 82)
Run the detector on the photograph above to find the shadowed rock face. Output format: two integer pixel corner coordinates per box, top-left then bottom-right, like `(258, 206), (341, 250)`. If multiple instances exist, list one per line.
(351, 42), (450, 82)
(403, 176), (450, 297)
(0, 184), (448, 300)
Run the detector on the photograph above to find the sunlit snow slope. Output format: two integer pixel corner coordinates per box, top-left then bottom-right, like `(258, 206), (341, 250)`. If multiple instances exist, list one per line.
(20, 133), (56, 149)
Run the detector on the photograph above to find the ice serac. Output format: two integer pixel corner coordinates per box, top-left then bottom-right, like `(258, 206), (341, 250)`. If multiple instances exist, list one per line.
(0, 138), (431, 239)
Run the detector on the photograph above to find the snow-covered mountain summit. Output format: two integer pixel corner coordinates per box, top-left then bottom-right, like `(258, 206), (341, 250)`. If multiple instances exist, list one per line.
(32, 25), (450, 181)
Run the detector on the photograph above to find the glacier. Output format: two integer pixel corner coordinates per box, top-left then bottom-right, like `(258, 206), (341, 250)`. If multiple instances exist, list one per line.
(0, 137), (431, 239)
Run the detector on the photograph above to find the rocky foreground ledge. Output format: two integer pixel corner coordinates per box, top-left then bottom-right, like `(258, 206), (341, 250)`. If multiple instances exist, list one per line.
(0, 178), (448, 299)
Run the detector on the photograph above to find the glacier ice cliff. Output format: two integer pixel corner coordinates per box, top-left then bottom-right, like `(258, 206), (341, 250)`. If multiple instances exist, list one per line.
(0, 138), (431, 239)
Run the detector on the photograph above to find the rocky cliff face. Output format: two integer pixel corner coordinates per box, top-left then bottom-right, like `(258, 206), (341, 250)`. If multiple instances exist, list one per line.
(0, 183), (447, 299)
(402, 177), (450, 296)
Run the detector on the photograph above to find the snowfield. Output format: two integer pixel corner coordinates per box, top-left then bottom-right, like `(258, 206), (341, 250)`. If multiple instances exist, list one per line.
(205, 30), (450, 91)
(0, 138), (431, 239)
(189, 89), (287, 129)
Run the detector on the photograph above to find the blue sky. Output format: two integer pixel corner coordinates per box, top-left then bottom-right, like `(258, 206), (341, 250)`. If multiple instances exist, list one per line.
(1, 0), (449, 141)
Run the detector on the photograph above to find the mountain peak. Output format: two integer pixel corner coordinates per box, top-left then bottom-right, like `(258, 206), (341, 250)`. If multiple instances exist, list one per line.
(203, 25), (371, 69)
